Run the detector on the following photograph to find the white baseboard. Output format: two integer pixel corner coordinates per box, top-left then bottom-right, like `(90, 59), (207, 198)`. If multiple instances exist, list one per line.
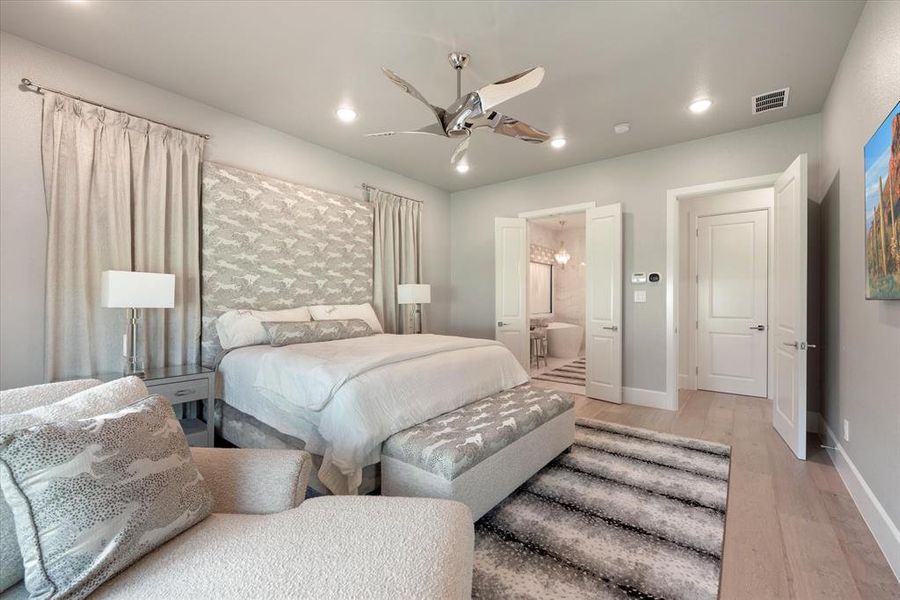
(807, 411), (820, 433)
(819, 416), (900, 580)
(623, 386), (672, 411)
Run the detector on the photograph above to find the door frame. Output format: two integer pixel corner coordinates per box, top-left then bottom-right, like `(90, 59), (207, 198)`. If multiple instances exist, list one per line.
(517, 201), (596, 382)
(666, 173), (780, 410)
(683, 193), (775, 394)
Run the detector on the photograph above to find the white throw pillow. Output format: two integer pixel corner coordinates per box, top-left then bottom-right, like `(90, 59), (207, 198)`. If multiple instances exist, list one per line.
(0, 376), (150, 593)
(214, 306), (311, 349)
(308, 303), (383, 333)
(0, 395), (213, 600)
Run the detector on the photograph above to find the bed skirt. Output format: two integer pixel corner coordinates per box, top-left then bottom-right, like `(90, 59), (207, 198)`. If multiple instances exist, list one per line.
(214, 401), (380, 496)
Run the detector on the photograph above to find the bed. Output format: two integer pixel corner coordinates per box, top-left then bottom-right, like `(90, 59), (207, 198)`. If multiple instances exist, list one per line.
(200, 163), (528, 494)
(216, 333), (528, 494)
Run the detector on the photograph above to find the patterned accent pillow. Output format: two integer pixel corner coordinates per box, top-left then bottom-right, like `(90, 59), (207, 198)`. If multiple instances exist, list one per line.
(263, 319), (374, 346)
(0, 395), (213, 600)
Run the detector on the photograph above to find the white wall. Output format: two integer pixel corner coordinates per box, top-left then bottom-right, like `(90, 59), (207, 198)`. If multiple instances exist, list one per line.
(450, 115), (821, 392)
(551, 225), (585, 332)
(818, 1), (900, 529)
(0, 32), (452, 389)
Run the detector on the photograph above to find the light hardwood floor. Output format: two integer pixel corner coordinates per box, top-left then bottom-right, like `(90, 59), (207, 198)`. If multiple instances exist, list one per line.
(573, 388), (899, 600)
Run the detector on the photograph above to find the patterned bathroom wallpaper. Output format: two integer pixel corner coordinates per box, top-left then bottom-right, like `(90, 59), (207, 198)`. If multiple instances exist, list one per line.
(200, 161), (373, 366)
(527, 221), (585, 330)
(530, 243), (556, 265)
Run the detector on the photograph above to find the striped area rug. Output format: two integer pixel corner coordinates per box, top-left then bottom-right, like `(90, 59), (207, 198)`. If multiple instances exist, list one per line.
(474, 418), (731, 600)
(532, 357), (586, 386)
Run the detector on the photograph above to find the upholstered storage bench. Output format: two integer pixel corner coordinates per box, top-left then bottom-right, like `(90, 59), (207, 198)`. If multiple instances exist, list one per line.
(381, 385), (575, 520)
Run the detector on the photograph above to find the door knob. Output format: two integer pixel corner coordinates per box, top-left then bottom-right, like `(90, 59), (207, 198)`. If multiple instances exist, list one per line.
(806, 343), (817, 349)
(750, 325), (765, 331)
(602, 325), (618, 331)
(497, 321), (509, 327)
(782, 341), (799, 348)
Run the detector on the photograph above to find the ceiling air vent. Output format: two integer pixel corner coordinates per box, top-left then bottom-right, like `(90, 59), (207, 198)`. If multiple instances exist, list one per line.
(752, 88), (790, 114)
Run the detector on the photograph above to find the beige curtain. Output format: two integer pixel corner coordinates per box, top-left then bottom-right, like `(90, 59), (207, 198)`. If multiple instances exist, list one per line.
(370, 188), (422, 334)
(42, 93), (204, 380)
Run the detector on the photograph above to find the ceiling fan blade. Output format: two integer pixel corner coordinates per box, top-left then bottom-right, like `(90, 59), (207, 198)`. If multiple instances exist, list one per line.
(450, 135), (470, 166)
(381, 67), (446, 128)
(480, 112), (550, 143)
(476, 67), (545, 112)
(365, 123), (447, 138)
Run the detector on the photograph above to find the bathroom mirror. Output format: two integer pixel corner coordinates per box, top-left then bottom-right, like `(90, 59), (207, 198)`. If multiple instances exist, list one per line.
(529, 261), (553, 315)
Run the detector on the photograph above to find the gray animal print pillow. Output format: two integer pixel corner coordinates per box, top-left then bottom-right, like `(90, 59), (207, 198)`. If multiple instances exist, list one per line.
(263, 318), (374, 346)
(0, 395), (213, 600)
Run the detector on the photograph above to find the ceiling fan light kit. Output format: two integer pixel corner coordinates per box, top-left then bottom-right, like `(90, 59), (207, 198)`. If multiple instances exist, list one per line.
(368, 51), (551, 170)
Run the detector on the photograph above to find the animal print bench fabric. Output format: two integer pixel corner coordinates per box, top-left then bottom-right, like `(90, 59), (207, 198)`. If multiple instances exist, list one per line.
(382, 385), (573, 481)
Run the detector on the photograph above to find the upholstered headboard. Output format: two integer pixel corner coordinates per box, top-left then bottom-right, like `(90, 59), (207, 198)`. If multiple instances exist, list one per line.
(200, 162), (373, 366)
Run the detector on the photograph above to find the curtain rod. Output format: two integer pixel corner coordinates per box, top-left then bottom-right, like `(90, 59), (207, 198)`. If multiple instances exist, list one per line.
(20, 78), (211, 140)
(359, 183), (423, 204)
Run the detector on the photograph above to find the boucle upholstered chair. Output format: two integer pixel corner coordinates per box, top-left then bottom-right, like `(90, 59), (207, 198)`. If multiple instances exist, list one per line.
(0, 381), (474, 600)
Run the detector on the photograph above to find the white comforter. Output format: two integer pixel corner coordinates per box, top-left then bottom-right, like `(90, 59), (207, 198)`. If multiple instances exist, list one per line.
(221, 334), (528, 494)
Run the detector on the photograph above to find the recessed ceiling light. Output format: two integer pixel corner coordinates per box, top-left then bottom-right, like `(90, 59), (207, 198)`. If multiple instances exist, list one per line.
(455, 163), (470, 174)
(550, 137), (567, 149)
(613, 122), (631, 134)
(335, 107), (357, 123)
(689, 99), (712, 114)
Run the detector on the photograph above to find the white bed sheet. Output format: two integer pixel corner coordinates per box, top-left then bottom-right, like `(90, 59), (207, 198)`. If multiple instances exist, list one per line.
(218, 334), (528, 494)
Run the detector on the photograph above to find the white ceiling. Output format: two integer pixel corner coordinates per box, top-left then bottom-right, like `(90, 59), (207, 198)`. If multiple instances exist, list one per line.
(0, 1), (863, 192)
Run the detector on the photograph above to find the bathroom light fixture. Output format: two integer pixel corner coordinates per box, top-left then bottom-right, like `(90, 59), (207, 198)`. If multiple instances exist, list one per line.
(336, 107), (358, 123)
(554, 220), (571, 269)
(613, 122), (631, 134)
(455, 163), (470, 174)
(689, 99), (712, 114)
(550, 137), (567, 149)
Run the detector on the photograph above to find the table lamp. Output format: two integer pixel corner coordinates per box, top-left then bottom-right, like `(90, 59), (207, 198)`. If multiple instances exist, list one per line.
(397, 284), (431, 334)
(101, 270), (175, 376)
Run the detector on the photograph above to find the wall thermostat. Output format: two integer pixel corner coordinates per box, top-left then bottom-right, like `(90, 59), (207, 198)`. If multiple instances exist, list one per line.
(648, 272), (661, 283)
(631, 272), (647, 284)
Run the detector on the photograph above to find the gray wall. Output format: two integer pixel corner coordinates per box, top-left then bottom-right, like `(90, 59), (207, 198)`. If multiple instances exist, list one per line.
(0, 32), (452, 390)
(818, 1), (900, 525)
(450, 115), (821, 392)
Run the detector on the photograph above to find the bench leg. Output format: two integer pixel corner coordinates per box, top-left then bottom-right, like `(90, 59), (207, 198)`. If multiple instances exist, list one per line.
(562, 445), (573, 454)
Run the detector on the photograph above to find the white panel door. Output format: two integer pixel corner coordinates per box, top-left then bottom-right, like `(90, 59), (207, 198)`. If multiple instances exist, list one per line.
(772, 154), (808, 460)
(697, 210), (768, 397)
(585, 204), (623, 403)
(494, 217), (529, 368)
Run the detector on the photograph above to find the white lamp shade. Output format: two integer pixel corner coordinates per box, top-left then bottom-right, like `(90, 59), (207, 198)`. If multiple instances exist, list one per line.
(397, 283), (431, 304)
(101, 271), (175, 308)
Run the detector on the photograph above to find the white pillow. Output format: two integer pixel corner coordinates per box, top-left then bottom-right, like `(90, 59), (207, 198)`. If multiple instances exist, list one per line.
(215, 306), (311, 350)
(0, 376), (150, 593)
(308, 303), (383, 333)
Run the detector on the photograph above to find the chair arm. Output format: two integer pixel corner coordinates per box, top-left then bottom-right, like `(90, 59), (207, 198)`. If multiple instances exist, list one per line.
(0, 379), (101, 415)
(190, 447), (312, 514)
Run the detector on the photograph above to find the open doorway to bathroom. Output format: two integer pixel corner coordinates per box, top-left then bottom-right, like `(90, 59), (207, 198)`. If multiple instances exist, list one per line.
(527, 214), (586, 395)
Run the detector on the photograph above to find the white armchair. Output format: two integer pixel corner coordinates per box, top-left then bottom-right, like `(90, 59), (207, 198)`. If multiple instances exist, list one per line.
(0, 381), (474, 600)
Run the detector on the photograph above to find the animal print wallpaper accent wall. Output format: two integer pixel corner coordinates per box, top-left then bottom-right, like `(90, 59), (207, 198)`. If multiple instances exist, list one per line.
(200, 162), (373, 365)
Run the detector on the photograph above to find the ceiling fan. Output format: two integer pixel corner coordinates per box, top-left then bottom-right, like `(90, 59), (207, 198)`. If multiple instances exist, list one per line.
(367, 52), (550, 169)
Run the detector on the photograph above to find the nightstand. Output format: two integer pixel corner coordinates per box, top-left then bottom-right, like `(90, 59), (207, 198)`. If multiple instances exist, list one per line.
(96, 365), (215, 447)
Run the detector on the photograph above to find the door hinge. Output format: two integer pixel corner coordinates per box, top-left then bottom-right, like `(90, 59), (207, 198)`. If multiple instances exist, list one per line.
(695, 320), (698, 329)
(695, 228), (699, 237)
(696, 274), (699, 284)
(695, 366), (699, 375)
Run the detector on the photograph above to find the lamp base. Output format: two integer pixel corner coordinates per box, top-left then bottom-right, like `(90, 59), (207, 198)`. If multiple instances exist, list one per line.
(123, 307), (145, 377)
